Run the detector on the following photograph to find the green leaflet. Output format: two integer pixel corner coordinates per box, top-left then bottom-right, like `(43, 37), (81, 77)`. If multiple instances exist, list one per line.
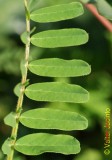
(20, 27), (36, 44)
(25, 82), (89, 103)
(20, 32), (27, 44)
(20, 59), (27, 78)
(13, 81), (29, 97)
(15, 133), (80, 155)
(14, 83), (21, 97)
(2, 138), (12, 155)
(31, 29), (88, 48)
(29, 58), (91, 77)
(29, 0), (38, 11)
(96, 0), (112, 20)
(20, 108), (88, 130)
(81, 0), (90, 3)
(30, 2), (84, 23)
(4, 112), (16, 128)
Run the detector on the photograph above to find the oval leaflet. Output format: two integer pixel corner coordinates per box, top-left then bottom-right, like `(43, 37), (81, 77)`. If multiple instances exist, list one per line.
(31, 29), (89, 48)
(20, 108), (88, 130)
(29, 58), (91, 77)
(30, 2), (84, 23)
(25, 82), (89, 103)
(15, 133), (80, 155)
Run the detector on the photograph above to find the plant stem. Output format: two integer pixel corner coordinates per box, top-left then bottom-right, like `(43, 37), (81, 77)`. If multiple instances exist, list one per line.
(7, 0), (30, 160)
(82, 2), (112, 32)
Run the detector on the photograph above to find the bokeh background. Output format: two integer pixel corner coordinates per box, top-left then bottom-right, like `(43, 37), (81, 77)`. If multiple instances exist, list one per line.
(0, 0), (112, 160)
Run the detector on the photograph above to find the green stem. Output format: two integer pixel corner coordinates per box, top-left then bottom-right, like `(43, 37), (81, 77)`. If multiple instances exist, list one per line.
(7, 0), (30, 160)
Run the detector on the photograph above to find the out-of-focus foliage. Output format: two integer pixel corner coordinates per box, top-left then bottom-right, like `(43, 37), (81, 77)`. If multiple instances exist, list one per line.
(0, 0), (112, 160)
(96, 0), (112, 20)
(75, 149), (103, 160)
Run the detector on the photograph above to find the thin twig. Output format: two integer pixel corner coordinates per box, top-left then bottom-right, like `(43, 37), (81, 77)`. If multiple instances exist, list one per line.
(84, 3), (112, 32)
(7, 0), (30, 159)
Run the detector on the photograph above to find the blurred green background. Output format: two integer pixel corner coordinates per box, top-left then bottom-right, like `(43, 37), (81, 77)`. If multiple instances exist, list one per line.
(0, 0), (112, 160)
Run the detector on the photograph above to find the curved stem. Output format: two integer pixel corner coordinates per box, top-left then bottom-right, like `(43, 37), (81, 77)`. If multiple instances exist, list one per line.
(7, 0), (30, 160)
(85, 4), (112, 32)
(82, 3), (112, 32)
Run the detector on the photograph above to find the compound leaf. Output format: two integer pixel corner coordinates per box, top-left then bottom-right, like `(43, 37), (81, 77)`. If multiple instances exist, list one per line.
(31, 29), (88, 48)
(15, 133), (80, 155)
(20, 108), (88, 130)
(25, 82), (89, 103)
(30, 2), (84, 23)
(29, 58), (91, 77)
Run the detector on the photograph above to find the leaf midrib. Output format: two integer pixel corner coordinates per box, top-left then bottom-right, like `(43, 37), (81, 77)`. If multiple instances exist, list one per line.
(29, 64), (88, 68)
(31, 8), (81, 17)
(31, 35), (85, 40)
(16, 144), (77, 147)
(21, 116), (86, 123)
(26, 89), (87, 95)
